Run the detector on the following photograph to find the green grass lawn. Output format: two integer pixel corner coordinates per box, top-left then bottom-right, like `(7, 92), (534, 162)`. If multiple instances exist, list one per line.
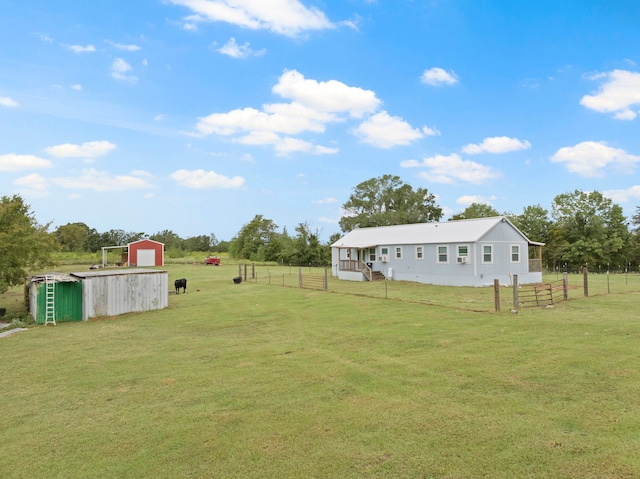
(1, 263), (640, 478)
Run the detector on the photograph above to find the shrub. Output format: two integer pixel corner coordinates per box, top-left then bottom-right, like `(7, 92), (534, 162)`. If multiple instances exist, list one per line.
(7, 311), (35, 328)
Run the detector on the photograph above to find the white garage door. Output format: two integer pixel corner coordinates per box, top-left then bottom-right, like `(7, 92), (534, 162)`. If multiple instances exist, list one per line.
(137, 249), (156, 267)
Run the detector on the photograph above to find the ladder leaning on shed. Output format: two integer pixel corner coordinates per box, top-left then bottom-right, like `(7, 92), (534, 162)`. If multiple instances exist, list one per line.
(44, 275), (56, 326)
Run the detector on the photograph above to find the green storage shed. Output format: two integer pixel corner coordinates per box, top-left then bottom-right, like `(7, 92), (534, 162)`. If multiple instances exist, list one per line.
(27, 273), (83, 324)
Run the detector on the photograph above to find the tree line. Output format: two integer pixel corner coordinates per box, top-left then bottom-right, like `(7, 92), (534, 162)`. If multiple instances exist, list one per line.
(3, 174), (640, 292)
(53, 223), (228, 255)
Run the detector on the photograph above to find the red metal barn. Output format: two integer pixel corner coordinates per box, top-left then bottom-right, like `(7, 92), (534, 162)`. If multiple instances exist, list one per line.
(128, 239), (164, 267)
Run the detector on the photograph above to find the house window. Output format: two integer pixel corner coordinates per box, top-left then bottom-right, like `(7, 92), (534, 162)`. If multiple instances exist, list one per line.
(483, 245), (493, 263)
(395, 246), (403, 259)
(511, 245), (520, 263)
(416, 246), (424, 259)
(381, 247), (389, 256)
(437, 245), (448, 263)
(457, 245), (469, 258)
(369, 248), (376, 262)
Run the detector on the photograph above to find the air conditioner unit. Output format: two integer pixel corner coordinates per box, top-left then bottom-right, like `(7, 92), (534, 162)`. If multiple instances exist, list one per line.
(457, 256), (468, 264)
(378, 255), (388, 262)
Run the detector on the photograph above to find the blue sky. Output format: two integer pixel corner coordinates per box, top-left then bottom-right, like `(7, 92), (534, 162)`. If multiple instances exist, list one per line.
(1, 0), (640, 242)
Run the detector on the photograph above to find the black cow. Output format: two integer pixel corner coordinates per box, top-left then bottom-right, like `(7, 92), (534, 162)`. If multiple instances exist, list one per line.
(175, 278), (187, 294)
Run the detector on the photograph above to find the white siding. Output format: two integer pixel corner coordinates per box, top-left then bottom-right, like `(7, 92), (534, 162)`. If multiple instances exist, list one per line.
(74, 270), (168, 320)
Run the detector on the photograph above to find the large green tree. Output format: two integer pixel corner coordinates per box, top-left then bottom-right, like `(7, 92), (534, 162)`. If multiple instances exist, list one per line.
(230, 215), (280, 261)
(551, 190), (629, 268)
(339, 175), (442, 232)
(510, 205), (551, 244)
(451, 203), (500, 220)
(290, 222), (328, 266)
(55, 222), (91, 252)
(0, 195), (58, 293)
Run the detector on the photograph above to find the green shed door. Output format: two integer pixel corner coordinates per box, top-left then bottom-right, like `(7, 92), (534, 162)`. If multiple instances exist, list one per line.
(36, 281), (83, 324)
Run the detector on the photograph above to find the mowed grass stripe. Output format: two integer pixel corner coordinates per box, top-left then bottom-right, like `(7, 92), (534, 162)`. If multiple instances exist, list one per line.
(1, 264), (639, 478)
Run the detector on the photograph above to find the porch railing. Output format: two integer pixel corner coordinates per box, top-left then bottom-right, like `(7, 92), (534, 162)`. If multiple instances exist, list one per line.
(338, 260), (373, 280)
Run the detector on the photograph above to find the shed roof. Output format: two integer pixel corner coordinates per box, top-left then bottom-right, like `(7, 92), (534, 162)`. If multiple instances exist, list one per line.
(332, 216), (543, 248)
(30, 272), (79, 283)
(70, 268), (167, 279)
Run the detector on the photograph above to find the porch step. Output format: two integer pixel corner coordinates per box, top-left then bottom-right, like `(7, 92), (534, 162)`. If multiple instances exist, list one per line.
(370, 271), (386, 281)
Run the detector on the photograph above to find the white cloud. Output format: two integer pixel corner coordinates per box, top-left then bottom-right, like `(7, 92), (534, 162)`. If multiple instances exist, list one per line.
(401, 153), (501, 184)
(196, 104), (334, 136)
(111, 58), (137, 82)
(312, 197), (338, 205)
(551, 141), (640, 177)
(13, 173), (49, 198)
(45, 140), (116, 159)
(34, 32), (54, 43)
(273, 138), (337, 156)
(580, 69), (640, 120)
(217, 37), (265, 58)
(63, 44), (96, 53)
(0, 153), (53, 171)
(353, 111), (424, 148)
(193, 70), (389, 155)
(52, 169), (154, 191)
(456, 195), (496, 205)
(603, 185), (640, 203)
(422, 125), (441, 136)
(235, 131), (338, 156)
(462, 136), (532, 155)
(0, 96), (19, 107)
(273, 70), (380, 118)
(70, 84), (82, 91)
(154, 114), (165, 121)
(421, 67), (459, 86)
(168, 0), (334, 37)
(170, 169), (245, 188)
(107, 41), (142, 51)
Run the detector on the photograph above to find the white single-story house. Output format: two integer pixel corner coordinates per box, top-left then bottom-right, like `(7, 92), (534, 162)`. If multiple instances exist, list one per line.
(331, 216), (544, 287)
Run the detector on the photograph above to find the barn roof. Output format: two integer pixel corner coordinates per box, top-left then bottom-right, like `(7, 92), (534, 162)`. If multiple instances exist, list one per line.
(331, 216), (543, 248)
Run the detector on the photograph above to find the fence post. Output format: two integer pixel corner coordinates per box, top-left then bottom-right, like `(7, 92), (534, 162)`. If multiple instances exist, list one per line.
(583, 267), (589, 297)
(324, 268), (328, 291)
(244, 263), (248, 282)
(512, 274), (519, 310)
(298, 267), (302, 288)
(252, 263), (255, 279)
(494, 279), (501, 312)
(563, 272), (568, 300)
(238, 264), (241, 278)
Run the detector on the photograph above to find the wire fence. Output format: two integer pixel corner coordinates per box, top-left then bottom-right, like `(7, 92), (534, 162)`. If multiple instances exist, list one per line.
(233, 263), (640, 313)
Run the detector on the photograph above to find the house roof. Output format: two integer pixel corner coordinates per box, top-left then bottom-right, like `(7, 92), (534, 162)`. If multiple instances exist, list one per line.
(331, 216), (544, 248)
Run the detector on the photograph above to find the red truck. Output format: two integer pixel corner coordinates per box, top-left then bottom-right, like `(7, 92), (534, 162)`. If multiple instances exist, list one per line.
(204, 256), (221, 266)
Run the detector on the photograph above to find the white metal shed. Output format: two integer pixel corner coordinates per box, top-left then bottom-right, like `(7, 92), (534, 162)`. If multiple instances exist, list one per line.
(70, 269), (168, 321)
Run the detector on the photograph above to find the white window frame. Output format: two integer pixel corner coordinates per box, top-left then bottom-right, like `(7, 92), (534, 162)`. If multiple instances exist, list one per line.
(511, 244), (520, 263)
(369, 248), (376, 262)
(395, 246), (403, 260)
(416, 246), (424, 260)
(482, 244), (493, 264)
(380, 247), (389, 256)
(437, 245), (449, 263)
(457, 244), (469, 258)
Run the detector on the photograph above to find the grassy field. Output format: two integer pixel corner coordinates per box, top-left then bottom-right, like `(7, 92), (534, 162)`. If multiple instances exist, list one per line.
(1, 263), (640, 478)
